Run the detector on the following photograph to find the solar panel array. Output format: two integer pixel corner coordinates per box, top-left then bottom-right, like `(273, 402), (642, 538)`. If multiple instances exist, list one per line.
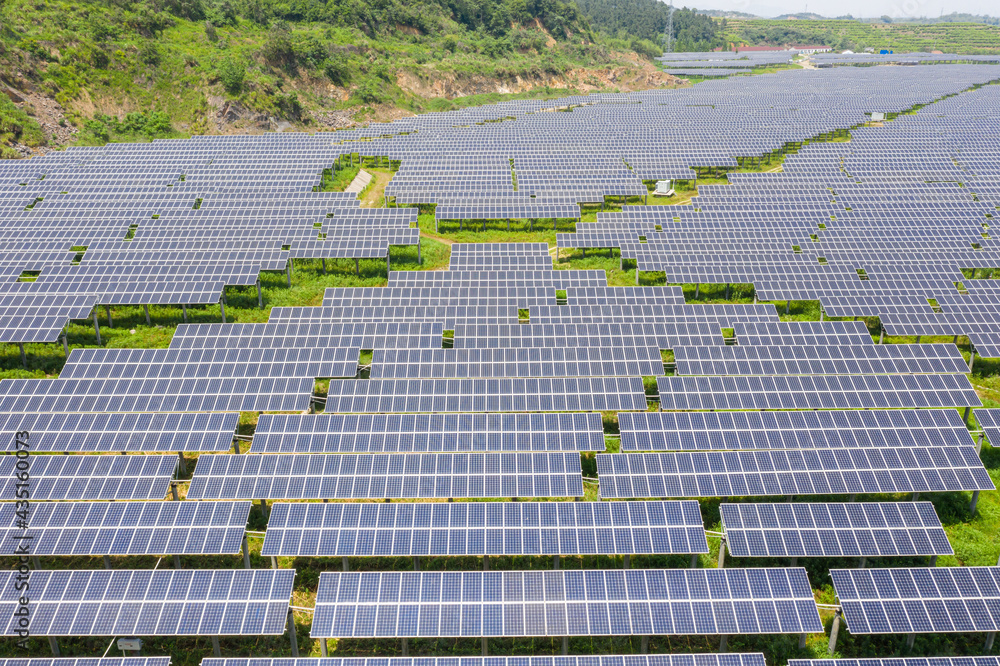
(5, 61), (1000, 653)
(720, 502), (953, 558)
(261, 501), (708, 557)
(312, 568), (822, 638)
(830, 566), (1000, 634)
(0, 569), (295, 636)
(0, 501), (251, 556)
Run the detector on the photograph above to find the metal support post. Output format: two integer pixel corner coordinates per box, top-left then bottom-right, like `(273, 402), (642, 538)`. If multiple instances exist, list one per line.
(93, 310), (102, 345)
(694, 284), (699, 299)
(177, 452), (187, 475)
(977, 433), (984, 454)
(103, 555), (112, 570)
(725, 284), (730, 299)
(553, 555), (559, 569)
(971, 490), (981, 514)
(49, 637), (61, 656)
(828, 610), (841, 654)
(173, 554), (182, 569)
(879, 328), (884, 344)
(320, 639), (329, 657)
(964, 406), (972, 426)
(623, 554), (630, 569)
(62, 333), (69, 356)
(905, 633), (915, 651)
(402, 638), (409, 656)
(32, 556), (41, 569)
(256, 279), (263, 308)
(985, 632), (996, 652)
(799, 633), (807, 649)
(562, 636), (568, 655)
(418, 242), (422, 264)
(482, 637), (488, 656)
(355, 258), (360, 276)
(786, 301), (791, 314)
(719, 634), (728, 653)
(271, 556), (278, 569)
(690, 554), (698, 568)
(413, 556), (420, 570)
(858, 557), (866, 569)
(342, 556), (349, 571)
(929, 555), (937, 567)
(970, 351), (976, 372)
(387, 252), (390, 274)
(483, 555), (490, 570)
(916, 335), (921, 343)
(144, 304), (151, 325)
(790, 557), (797, 566)
(286, 262), (291, 287)
(212, 636), (221, 657)
(718, 536), (726, 569)
(258, 498), (267, 517)
(287, 610), (299, 657)
(171, 482), (180, 501)
(17, 343), (25, 369)
(182, 304), (188, 322)
(107, 305), (113, 327)
(913, 492), (920, 501)
(322, 258), (326, 274)
(242, 535), (251, 568)
(220, 299), (226, 323)
(641, 635), (649, 653)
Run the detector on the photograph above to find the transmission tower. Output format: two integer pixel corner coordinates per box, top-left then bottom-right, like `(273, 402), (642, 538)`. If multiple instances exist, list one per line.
(664, 5), (677, 53)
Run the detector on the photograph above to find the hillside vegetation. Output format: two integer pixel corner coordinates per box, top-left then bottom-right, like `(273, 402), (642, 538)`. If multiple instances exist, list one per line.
(0, 0), (690, 154)
(721, 18), (1000, 53)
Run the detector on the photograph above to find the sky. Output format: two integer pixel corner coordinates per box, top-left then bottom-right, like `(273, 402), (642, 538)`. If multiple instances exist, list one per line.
(702, 0), (994, 18)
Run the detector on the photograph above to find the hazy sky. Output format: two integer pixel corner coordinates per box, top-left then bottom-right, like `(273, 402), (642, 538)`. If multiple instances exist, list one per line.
(702, 0), (994, 18)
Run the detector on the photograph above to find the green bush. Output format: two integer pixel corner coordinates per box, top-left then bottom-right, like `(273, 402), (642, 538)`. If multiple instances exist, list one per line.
(323, 52), (351, 85)
(217, 56), (246, 94)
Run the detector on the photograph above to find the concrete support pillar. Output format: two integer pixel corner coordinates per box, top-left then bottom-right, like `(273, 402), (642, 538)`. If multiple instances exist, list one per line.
(272, 556), (278, 569)
(402, 638), (409, 656)
(103, 555), (112, 570)
(553, 555), (559, 569)
(719, 634), (728, 653)
(287, 610), (299, 657)
(212, 636), (221, 657)
(220, 299), (226, 324)
(623, 554), (630, 569)
(182, 304), (188, 322)
(562, 636), (568, 655)
(718, 536), (726, 569)
(31, 556), (41, 569)
(320, 639), (329, 657)
(144, 304), (151, 325)
(971, 490), (981, 514)
(171, 483), (180, 501)
(906, 633), (915, 651)
(174, 554), (182, 569)
(243, 535), (252, 569)
(641, 635), (649, 653)
(177, 452), (187, 475)
(413, 556), (420, 570)
(17, 343), (25, 369)
(259, 499), (267, 518)
(49, 637), (61, 656)
(828, 609), (841, 654)
(985, 632), (996, 653)
(342, 556), (349, 571)
(482, 637), (488, 656)
(858, 557), (866, 569)
(483, 555), (490, 571)
(690, 554), (699, 568)
(799, 633), (807, 649)
(62, 333), (69, 356)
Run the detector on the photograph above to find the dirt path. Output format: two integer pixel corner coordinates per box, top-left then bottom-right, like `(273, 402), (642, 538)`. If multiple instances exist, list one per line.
(359, 170), (393, 207)
(420, 230), (454, 246)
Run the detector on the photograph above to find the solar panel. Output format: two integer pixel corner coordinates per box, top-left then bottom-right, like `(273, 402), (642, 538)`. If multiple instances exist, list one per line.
(203, 656), (767, 666)
(0, 569), (295, 636)
(261, 500), (708, 557)
(188, 453), (585, 499)
(0, 454), (177, 501)
(0, 501), (251, 556)
(370, 347), (664, 378)
(596, 448), (994, 499)
(720, 502), (953, 558)
(311, 568), (822, 637)
(673, 344), (969, 375)
(250, 412), (606, 453)
(656, 375), (982, 410)
(323, 378), (648, 413)
(830, 566), (1000, 634)
(618, 409), (975, 451)
(974, 408), (1000, 449)
(791, 660), (999, 666)
(0, 659), (170, 666)
(0, 412), (239, 452)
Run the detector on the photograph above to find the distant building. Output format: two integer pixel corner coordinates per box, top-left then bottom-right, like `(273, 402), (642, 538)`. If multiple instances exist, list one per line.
(792, 45), (832, 54)
(734, 45), (789, 52)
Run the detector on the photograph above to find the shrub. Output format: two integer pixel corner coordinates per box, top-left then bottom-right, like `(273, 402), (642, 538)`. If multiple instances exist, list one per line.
(217, 56), (246, 94)
(323, 52), (351, 85)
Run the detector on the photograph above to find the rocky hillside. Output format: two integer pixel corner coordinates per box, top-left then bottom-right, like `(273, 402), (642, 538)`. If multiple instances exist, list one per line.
(0, 0), (683, 155)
